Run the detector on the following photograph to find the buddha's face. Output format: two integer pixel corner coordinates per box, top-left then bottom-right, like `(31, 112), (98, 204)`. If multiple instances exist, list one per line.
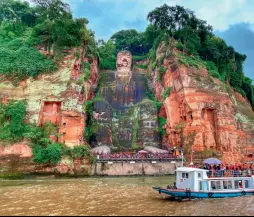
(122, 59), (128, 67)
(117, 52), (132, 69)
(116, 51), (132, 78)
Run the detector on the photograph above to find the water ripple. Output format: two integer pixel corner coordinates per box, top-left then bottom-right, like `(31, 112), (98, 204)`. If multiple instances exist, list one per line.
(0, 177), (253, 216)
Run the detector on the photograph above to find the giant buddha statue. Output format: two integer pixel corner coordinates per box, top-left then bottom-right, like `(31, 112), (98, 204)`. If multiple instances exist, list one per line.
(90, 51), (162, 153)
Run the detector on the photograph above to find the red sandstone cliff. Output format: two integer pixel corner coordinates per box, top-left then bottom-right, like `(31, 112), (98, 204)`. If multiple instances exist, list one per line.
(147, 41), (254, 164)
(0, 47), (99, 158)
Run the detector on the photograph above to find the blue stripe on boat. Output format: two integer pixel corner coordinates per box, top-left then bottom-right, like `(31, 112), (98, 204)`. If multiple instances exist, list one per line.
(153, 187), (254, 199)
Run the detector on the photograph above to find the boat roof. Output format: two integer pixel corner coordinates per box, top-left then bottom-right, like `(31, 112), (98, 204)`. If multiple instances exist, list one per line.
(175, 167), (208, 172)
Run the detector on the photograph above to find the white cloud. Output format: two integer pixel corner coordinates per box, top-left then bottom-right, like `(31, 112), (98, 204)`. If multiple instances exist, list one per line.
(191, 0), (251, 31)
(66, 0), (254, 32)
(23, 0), (254, 38)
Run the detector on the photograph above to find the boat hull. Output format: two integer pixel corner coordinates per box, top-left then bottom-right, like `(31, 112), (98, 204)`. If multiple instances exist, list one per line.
(153, 187), (254, 199)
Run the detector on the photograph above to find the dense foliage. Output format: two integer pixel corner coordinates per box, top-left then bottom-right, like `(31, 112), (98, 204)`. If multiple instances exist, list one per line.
(0, 0), (96, 81)
(32, 143), (62, 165)
(0, 41), (57, 82)
(0, 101), (26, 142)
(110, 29), (152, 56)
(147, 4), (254, 108)
(0, 100), (92, 165)
(97, 39), (116, 70)
(63, 145), (90, 159)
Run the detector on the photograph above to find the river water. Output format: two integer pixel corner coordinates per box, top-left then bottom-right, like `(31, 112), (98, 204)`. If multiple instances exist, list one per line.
(0, 176), (253, 216)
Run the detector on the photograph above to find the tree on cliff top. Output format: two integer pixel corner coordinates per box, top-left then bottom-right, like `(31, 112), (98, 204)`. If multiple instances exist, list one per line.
(111, 29), (152, 55)
(31, 0), (90, 56)
(97, 39), (116, 70)
(147, 4), (212, 55)
(0, 0), (96, 81)
(146, 4), (254, 109)
(31, 0), (71, 21)
(0, 0), (37, 38)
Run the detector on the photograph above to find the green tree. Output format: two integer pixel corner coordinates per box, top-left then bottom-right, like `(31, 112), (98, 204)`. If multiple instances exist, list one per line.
(111, 29), (151, 55)
(32, 0), (71, 21)
(32, 143), (62, 165)
(0, 0), (37, 39)
(97, 39), (116, 69)
(144, 24), (162, 47)
(0, 0), (37, 26)
(146, 4), (253, 108)
(0, 101), (26, 142)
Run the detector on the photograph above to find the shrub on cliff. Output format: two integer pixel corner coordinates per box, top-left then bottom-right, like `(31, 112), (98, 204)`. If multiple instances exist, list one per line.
(132, 54), (149, 61)
(25, 124), (64, 165)
(24, 124), (51, 147)
(63, 145), (90, 159)
(0, 0), (97, 81)
(97, 39), (116, 70)
(162, 87), (172, 100)
(158, 66), (167, 82)
(32, 143), (62, 165)
(0, 101), (26, 143)
(159, 117), (166, 136)
(136, 63), (148, 70)
(0, 46), (57, 82)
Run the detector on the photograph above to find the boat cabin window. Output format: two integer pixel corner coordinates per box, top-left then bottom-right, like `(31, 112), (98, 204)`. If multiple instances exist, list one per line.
(198, 173), (201, 178)
(223, 180), (232, 189)
(182, 173), (189, 179)
(199, 181), (208, 191)
(234, 180), (243, 189)
(211, 181), (221, 190)
(244, 180), (249, 188)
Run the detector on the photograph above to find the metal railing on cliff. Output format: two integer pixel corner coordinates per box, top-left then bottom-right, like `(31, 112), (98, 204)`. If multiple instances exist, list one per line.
(95, 154), (183, 163)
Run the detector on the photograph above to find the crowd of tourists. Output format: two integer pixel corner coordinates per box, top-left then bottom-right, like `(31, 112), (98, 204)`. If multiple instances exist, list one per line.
(192, 163), (254, 177)
(98, 152), (176, 160)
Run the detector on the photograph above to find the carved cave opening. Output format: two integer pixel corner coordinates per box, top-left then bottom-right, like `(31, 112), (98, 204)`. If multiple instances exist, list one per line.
(39, 101), (84, 147)
(40, 101), (62, 126)
(201, 108), (218, 150)
(59, 113), (84, 147)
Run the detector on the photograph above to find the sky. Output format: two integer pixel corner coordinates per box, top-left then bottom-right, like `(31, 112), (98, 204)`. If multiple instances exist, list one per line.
(27, 0), (254, 80)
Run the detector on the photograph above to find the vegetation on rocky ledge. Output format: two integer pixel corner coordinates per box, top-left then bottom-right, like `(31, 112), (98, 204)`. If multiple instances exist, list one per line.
(146, 4), (254, 108)
(0, 0), (96, 82)
(0, 100), (93, 166)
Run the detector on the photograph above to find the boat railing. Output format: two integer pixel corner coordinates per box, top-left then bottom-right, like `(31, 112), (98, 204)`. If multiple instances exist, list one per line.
(207, 169), (254, 178)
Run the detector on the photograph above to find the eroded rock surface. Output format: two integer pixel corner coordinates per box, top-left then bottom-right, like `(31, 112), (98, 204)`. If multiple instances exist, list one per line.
(91, 51), (161, 151)
(0, 48), (98, 148)
(150, 43), (254, 164)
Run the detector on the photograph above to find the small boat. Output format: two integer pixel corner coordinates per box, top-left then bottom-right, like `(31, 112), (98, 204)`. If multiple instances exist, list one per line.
(153, 167), (254, 200)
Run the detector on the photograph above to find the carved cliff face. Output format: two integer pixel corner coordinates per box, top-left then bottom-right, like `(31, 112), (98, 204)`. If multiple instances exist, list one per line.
(116, 51), (132, 77)
(153, 46), (254, 164)
(91, 70), (160, 150)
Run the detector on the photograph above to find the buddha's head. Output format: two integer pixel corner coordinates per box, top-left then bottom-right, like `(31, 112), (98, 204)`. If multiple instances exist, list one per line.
(116, 51), (132, 77)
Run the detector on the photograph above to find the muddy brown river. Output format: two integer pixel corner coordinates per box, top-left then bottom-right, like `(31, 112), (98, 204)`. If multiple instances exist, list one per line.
(0, 176), (253, 216)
